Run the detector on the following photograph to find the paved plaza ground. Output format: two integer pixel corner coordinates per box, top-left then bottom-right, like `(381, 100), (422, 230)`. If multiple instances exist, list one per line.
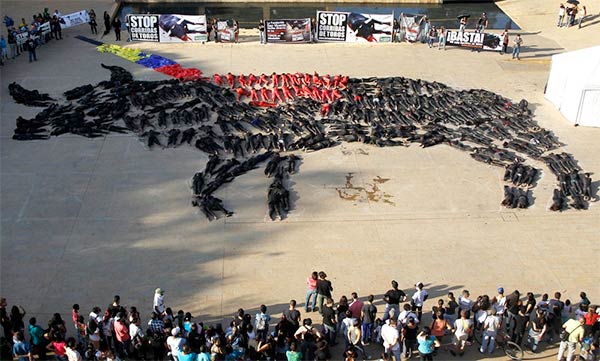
(1, 0), (599, 359)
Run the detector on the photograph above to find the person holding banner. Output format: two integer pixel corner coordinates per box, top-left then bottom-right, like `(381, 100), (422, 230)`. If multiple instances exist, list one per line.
(50, 16), (62, 40)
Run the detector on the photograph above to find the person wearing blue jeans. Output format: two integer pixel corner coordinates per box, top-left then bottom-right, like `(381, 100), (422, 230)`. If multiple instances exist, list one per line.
(321, 298), (338, 345)
(361, 295), (377, 344)
(512, 34), (522, 60)
(527, 309), (547, 353)
(25, 37), (37, 62)
(305, 271), (318, 312)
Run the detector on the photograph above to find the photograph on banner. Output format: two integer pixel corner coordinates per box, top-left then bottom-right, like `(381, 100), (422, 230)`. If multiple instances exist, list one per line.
(217, 20), (236, 43)
(399, 13), (426, 42)
(265, 19), (311, 43)
(346, 13), (393, 43)
(446, 30), (502, 51)
(158, 14), (207, 42)
(128, 14), (160, 42)
(60, 10), (90, 28)
(316, 11), (348, 42)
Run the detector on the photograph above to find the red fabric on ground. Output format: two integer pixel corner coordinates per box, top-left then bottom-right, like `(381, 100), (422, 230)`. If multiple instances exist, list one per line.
(155, 64), (203, 81)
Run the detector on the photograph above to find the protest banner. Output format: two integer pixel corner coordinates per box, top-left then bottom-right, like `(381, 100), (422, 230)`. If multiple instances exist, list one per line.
(446, 30), (502, 51)
(128, 14), (160, 42)
(399, 13), (426, 42)
(316, 11), (393, 43)
(158, 14), (207, 42)
(60, 10), (90, 29)
(217, 20), (236, 43)
(265, 19), (311, 43)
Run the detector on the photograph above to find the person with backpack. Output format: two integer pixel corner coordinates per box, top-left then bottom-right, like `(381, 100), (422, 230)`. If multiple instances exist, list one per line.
(254, 305), (271, 343)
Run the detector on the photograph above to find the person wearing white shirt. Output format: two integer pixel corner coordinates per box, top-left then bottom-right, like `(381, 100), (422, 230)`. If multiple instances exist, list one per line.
(154, 288), (165, 315)
(411, 282), (429, 321)
(480, 309), (501, 354)
(494, 287), (507, 321)
(398, 303), (420, 327)
(458, 290), (473, 314)
(381, 319), (402, 361)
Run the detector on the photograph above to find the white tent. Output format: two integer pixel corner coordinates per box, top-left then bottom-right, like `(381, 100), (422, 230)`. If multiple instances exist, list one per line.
(545, 46), (600, 127)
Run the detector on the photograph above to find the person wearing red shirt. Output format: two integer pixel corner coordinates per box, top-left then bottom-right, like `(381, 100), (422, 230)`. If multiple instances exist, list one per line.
(238, 74), (247, 88)
(271, 72), (279, 87)
(250, 88), (259, 102)
(113, 314), (131, 358)
(247, 73), (257, 87)
(225, 72), (235, 88)
(213, 74), (223, 86)
(583, 306), (599, 335)
(260, 88), (270, 102)
(282, 86), (294, 101)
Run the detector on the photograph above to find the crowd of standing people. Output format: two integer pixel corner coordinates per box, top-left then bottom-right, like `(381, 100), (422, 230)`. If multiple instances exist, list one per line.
(557, 3), (588, 28)
(2, 274), (599, 361)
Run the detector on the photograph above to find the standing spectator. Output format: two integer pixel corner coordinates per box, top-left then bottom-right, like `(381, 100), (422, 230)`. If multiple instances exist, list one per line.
(411, 282), (428, 321)
(348, 293), (363, 320)
(154, 288), (166, 316)
(383, 280), (406, 321)
(430, 310), (451, 347)
(7, 30), (18, 59)
(444, 292), (459, 325)
(512, 34), (522, 60)
(427, 26), (437, 48)
(113, 313), (130, 358)
(321, 298), (337, 345)
(86, 308), (102, 351)
(346, 320), (364, 358)
(12, 331), (32, 361)
(459, 16), (468, 32)
(167, 327), (186, 361)
(557, 316), (585, 361)
(437, 26), (446, 50)
(578, 6), (587, 28)
(401, 318), (419, 358)
(477, 12), (488, 32)
(381, 318), (401, 361)
(206, 19), (213, 41)
(50, 16), (62, 40)
(568, 6), (578, 27)
(89, 10), (98, 35)
(234, 20), (239, 43)
(112, 17), (121, 41)
(28, 318), (47, 360)
(420, 17), (430, 43)
(102, 11), (111, 36)
(311, 18), (317, 42)
(65, 337), (82, 361)
(254, 305), (271, 343)
(283, 300), (302, 334)
(500, 30), (509, 54)
(511, 302), (528, 346)
(305, 271), (318, 312)
(9, 305), (25, 336)
(71, 304), (80, 334)
(46, 334), (67, 361)
(417, 327), (438, 361)
(392, 19), (400, 42)
(258, 20), (265, 44)
(361, 295), (377, 345)
(25, 36), (37, 63)
(212, 19), (219, 42)
(0, 36), (7, 65)
(19, 18), (28, 29)
(558, 4), (566, 27)
(315, 271), (332, 315)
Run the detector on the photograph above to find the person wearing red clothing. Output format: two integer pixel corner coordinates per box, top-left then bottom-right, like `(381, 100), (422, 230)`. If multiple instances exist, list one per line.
(333, 74), (341, 87)
(312, 72), (321, 87)
(583, 306), (599, 335)
(258, 73), (269, 86)
(250, 88), (259, 102)
(292, 73), (302, 86)
(260, 87), (270, 102)
(47, 336), (67, 361)
(322, 75), (332, 88)
(281, 73), (291, 87)
(271, 87), (283, 103)
(271, 72), (279, 87)
(311, 87), (322, 101)
(247, 73), (257, 87)
(301, 84), (312, 98)
(235, 87), (248, 101)
(292, 84), (302, 97)
(332, 88), (343, 100)
(282, 86), (294, 101)
(113, 314), (131, 358)
(238, 74), (247, 88)
(213, 74), (223, 86)
(321, 88), (332, 102)
(303, 73), (311, 86)
(339, 75), (349, 88)
(225, 72), (235, 88)
(320, 103), (331, 116)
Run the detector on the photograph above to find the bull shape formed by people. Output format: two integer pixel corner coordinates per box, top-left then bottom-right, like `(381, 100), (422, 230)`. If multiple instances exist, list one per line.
(9, 64), (595, 220)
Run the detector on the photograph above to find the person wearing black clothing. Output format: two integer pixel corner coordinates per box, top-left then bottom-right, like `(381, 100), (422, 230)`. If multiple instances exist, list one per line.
(50, 16), (62, 40)
(103, 11), (111, 36)
(187, 322), (205, 353)
(25, 37), (37, 62)
(505, 289), (520, 328)
(316, 272), (333, 315)
(112, 17), (121, 41)
(283, 300), (301, 335)
(511, 304), (528, 346)
(383, 280), (406, 321)
(258, 20), (265, 44)
(321, 298), (337, 345)
(89, 10), (98, 35)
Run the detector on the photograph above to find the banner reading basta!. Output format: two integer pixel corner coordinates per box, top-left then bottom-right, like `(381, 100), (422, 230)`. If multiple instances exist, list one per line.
(265, 19), (311, 43)
(316, 11), (393, 43)
(446, 30), (502, 52)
